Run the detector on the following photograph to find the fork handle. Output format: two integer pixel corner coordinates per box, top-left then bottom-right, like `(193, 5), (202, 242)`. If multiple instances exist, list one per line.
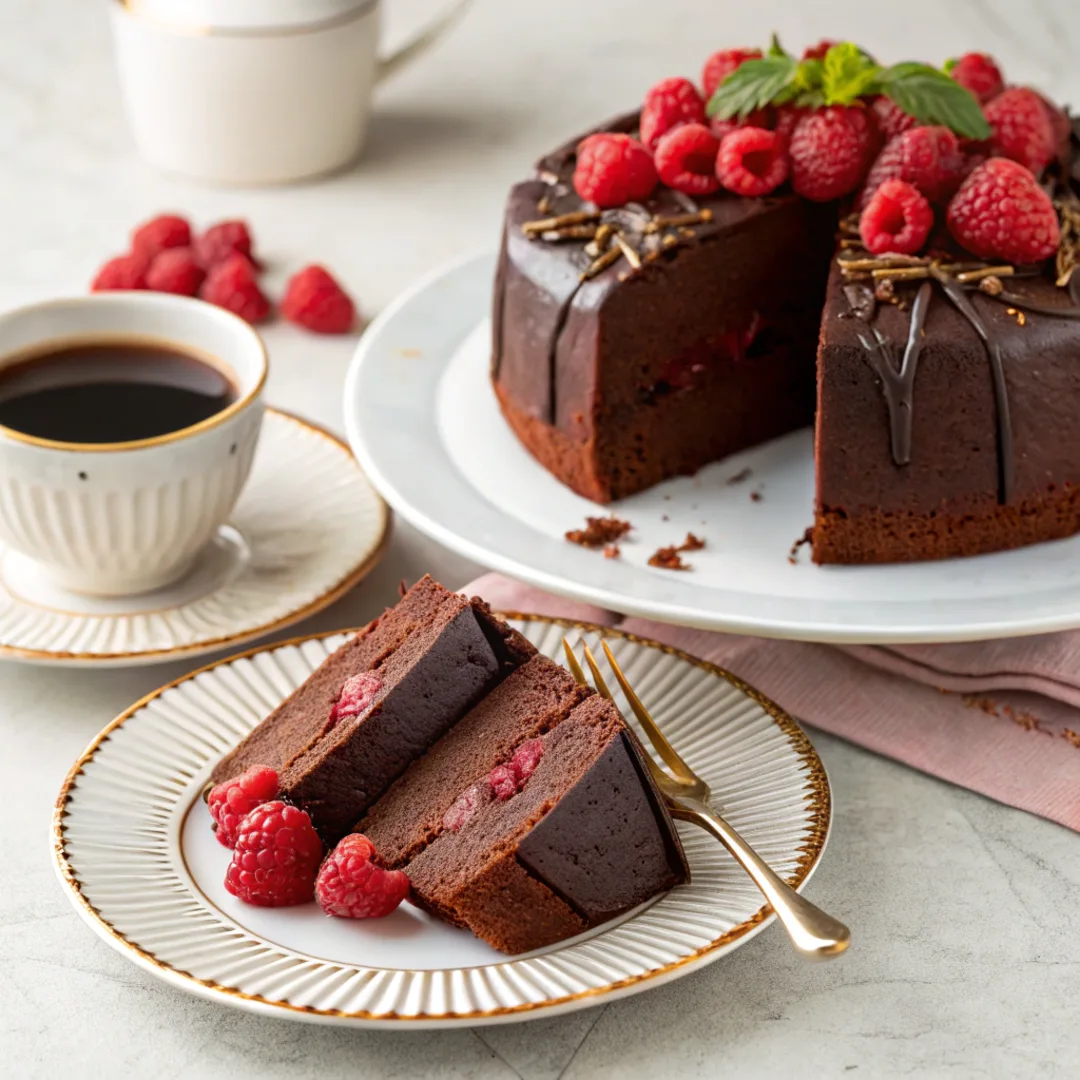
(686, 806), (850, 959)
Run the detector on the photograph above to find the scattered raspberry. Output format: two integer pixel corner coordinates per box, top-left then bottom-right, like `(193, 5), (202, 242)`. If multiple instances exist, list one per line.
(145, 247), (205, 296)
(871, 96), (919, 140)
(281, 265), (357, 334)
(573, 133), (658, 208)
(654, 123), (722, 196)
(946, 157), (1060, 264)
(984, 87), (1055, 174)
(859, 179), (933, 255)
(716, 126), (789, 196)
(701, 47), (762, 100)
(208, 765), (279, 849)
(788, 105), (877, 202)
(442, 781), (494, 832)
(196, 220), (255, 269)
(1035, 91), (1071, 162)
(224, 801), (322, 907)
(640, 77), (706, 149)
(949, 53), (1004, 103)
(329, 671), (382, 727)
(315, 834), (410, 919)
(132, 214), (192, 259)
(860, 125), (964, 207)
(199, 252), (271, 323)
(802, 40), (838, 61)
(91, 253), (149, 292)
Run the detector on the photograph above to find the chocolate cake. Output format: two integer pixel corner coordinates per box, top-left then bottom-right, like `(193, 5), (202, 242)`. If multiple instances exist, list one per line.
(492, 56), (1080, 564)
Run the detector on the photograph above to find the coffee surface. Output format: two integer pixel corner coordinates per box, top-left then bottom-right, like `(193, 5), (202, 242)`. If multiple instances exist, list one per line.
(0, 341), (237, 443)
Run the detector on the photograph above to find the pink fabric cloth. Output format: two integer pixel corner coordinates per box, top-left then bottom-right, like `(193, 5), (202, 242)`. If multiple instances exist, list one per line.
(468, 572), (1080, 832)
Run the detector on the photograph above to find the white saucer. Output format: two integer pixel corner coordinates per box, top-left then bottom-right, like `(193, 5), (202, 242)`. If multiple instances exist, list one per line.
(345, 252), (1080, 643)
(0, 408), (388, 666)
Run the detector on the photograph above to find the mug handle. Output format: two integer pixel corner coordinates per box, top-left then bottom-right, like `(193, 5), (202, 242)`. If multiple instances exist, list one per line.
(377, 0), (472, 83)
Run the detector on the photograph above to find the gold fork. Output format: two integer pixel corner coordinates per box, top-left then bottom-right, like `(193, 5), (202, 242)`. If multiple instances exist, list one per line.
(563, 638), (850, 960)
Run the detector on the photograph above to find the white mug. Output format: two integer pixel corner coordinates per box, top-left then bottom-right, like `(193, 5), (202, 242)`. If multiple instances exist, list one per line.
(0, 294), (267, 596)
(108, 0), (471, 185)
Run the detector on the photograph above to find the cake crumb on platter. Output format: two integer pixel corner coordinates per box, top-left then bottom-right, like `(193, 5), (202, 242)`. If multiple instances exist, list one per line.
(603, 544), (621, 559)
(726, 467), (753, 485)
(648, 545), (690, 570)
(565, 515), (632, 548)
(788, 528), (813, 565)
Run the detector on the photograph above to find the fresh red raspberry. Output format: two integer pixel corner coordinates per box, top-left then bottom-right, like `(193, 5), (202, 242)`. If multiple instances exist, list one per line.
(196, 220), (255, 269)
(654, 123), (722, 196)
(224, 801), (323, 907)
(949, 53), (1004, 103)
(984, 87), (1055, 174)
(773, 106), (804, 143)
(716, 127), (789, 196)
(859, 179), (933, 255)
(788, 105), (878, 202)
(200, 253), (271, 323)
(946, 157), (1060, 264)
(859, 125), (964, 207)
(132, 214), (192, 259)
(1035, 91), (1071, 162)
(281, 265), (357, 334)
(315, 834), (410, 919)
(442, 780), (494, 832)
(91, 253), (149, 292)
(329, 671), (382, 727)
(802, 40), (837, 61)
(871, 96), (919, 140)
(145, 247), (205, 297)
(488, 764), (518, 801)
(208, 764), (279, 849)
(709, 107), (773, 143)
(486, 737), (545, 801)
(701, 48), (762, 100)
(573, 133), (658, 208)
(640, 77), (706, 149)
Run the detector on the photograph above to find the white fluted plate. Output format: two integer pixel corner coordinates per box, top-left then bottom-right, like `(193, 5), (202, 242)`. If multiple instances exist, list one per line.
(0, 409), (388, 666)
(53, 617), (832, 1028)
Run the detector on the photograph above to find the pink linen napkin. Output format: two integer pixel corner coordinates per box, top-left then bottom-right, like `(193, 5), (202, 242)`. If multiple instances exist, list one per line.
(467, 572), (1080, 832)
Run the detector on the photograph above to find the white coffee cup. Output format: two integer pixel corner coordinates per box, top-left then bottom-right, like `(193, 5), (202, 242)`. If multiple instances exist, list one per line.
(108, 0), (471, 185)
(0, 294), (267, 596)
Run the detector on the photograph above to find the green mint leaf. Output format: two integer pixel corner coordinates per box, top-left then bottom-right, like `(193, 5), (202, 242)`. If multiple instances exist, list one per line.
(880, 62), (991, 140)
(768, 33), (790, 59)
(943, 57), (958, 75)
(706, 55), (799, 119)
(821, 42), (882, 105)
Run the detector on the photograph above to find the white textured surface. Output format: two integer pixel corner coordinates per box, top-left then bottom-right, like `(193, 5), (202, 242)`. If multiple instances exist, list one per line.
(3, 0), (1080, 1075)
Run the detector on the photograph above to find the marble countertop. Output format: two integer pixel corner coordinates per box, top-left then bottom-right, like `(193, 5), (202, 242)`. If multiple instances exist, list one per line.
(3, 0), (1080, 1076)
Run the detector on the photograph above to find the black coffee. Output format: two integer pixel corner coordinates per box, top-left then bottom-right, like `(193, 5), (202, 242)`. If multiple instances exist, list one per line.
(0, 341), (238, 444)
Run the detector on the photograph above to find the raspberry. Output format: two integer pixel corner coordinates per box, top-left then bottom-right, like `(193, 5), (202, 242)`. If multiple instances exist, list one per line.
(654, 123), (721, 196)
(802, 40), (838, 61)
(1035, 91), (1071, 162)
(871, 96), (918, 140)
(224, 801), (322, 907)
(859, 125), (964, 207)
(486, 737), (545, 802)
(281, 265), (357, 334)
(984, 87), (1055, 175)
(949, 53), (1004, 103)
(208, 765), (279, 849)
(132, 214), (192, 259)
(315, 834), (410, 919)
(788, 105), (877, 202)
(701, 48), (762, 100)
(773, 106), (804, 142)
(573, 133), (658, 209)
(709, 107), (773, 143)
(328, 671), (382, 727)
(91, 253), (149, 292)
(442, 781), (494, 832)
(145, 247), (205, 296)
(200, 253), (271, 323)
(859, 180), (933, 255)
(946, 157), (1060, 264)
(488, 764), (518, 801)
(640, 77), (706, 149)
(196, 220), (255, 269)
(716, 127), (789, 197)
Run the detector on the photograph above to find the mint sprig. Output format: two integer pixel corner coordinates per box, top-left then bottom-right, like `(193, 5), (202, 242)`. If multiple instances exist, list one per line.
(877, 63), (990, 140)
(704, 55), (800, 119)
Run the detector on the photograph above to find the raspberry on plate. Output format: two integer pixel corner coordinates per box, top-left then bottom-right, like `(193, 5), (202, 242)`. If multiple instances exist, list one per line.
(132, 214), (192, 259)
(984, 87), (1056, 175)
(224, 800), (323, 907)
(871, 96), (918, 141)
(654, 123), (721, 196)
(949, 53), (1004, 103)
(91, 253), (149, 292)
(788, 105), (878, 202)
(640, 77), (706, 149)
(573, 132), (658, 209)
(716, 127), (789, 197)
(859, 125), (964, 207)
(701, 47), (762, 100)
(859, 179), (933, 255)
(281, 265), (357, 334)
(208, 764), (279, 849)
(316, 834), (410, 919)
(196, 220), (255, 269)
(145, 247), (205, 297)
(946, 157), (1060, 264)
(200, 252), (271, 323)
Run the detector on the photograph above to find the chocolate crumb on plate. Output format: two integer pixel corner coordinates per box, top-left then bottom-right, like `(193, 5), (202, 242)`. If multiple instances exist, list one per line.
(750, 490), (762, 502)
(726, 467), (752, 485)
(648, 545), (690, 571)
(679, 532), (705, 552)
(787, 528), (813, 565)
(565, 515), (632, 548)
(603, 544), (620, 559)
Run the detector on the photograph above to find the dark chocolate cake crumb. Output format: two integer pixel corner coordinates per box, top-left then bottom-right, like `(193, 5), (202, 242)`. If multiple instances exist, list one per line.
(603, 544), (620, 559)
(788, 528), (814, 565)
(750, 490), (763, 502)
(565, 516), (632, 548)
(661, 513), (669, 522)
(648, 546), (690, 571)
(726, 467), (753, 485)
(679, 532), (705, 551)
